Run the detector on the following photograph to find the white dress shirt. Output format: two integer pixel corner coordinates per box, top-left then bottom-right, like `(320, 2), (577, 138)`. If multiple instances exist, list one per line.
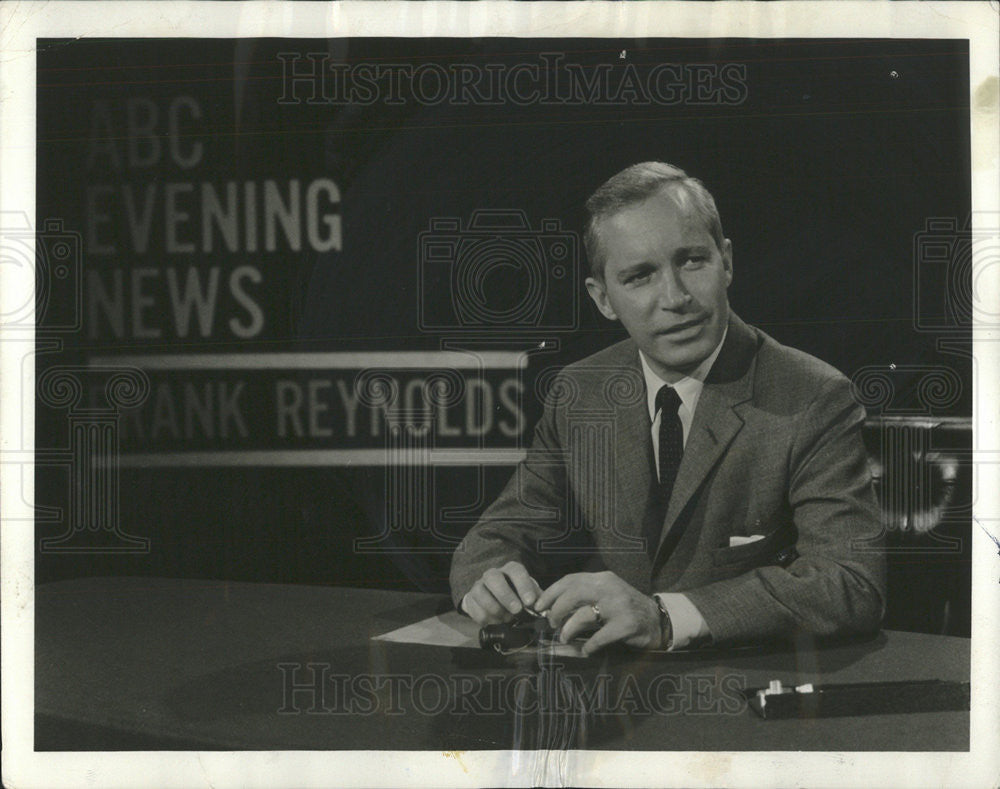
(639, 326), (727, 650)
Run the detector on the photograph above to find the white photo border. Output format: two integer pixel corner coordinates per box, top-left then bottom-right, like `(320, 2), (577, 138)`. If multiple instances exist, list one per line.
(2, 2), (998, 787)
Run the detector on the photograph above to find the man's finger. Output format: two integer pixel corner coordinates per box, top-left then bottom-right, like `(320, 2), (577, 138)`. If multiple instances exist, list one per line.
(482, 569), (523, 614)
(545, 582), (595, 628)
(581, 621), (631, 657)
(533, 575), (573, 613)
(463, 594), (487, 625)
(558, 604), (601, 643)
(470, 580), (511, 621)
(502, 563), (541, 608)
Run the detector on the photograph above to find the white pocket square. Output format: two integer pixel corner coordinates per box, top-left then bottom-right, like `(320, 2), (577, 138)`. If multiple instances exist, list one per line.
(729, 534), (766, 547)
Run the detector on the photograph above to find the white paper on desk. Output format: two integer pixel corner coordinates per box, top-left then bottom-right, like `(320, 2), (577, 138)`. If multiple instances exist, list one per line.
(729, 534), (766, 547)
(373, 610), (479, 648)
(373, 612), (586, 658)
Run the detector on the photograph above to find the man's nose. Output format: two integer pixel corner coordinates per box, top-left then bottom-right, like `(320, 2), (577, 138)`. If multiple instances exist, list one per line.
(657, 268), (691, 310)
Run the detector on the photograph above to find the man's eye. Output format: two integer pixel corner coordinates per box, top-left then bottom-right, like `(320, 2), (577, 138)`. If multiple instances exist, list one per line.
(683, 256), (707, 269)
(624, 271), (652, 285)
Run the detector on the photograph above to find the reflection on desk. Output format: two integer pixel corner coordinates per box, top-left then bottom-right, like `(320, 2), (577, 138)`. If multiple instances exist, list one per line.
(35, 577), (970, 751)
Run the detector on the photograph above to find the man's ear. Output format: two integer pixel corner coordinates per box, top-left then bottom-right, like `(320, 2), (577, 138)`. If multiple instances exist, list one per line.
(585, 276), (618, 321)
(721, 238), (734, 287)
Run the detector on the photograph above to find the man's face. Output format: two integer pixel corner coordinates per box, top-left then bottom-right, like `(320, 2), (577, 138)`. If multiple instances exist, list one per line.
(585, 189), (733, 383)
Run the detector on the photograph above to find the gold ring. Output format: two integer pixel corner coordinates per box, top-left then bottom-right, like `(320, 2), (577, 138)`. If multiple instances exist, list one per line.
(590, 603), (603, 625)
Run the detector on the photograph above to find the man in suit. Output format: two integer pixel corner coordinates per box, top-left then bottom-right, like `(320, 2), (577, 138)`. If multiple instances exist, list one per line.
(449, 162), (886, 655)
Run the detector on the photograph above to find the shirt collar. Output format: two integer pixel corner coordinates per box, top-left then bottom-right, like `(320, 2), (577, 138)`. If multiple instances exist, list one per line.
(639, 325), (728, 422)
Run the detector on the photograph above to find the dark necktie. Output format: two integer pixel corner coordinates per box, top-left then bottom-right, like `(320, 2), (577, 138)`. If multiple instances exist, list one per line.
(647, 385), (683, 557)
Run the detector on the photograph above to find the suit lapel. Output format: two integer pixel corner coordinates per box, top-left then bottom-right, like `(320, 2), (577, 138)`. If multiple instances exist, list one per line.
(613, 347), (657, 552)
(653, 313), (758, 561)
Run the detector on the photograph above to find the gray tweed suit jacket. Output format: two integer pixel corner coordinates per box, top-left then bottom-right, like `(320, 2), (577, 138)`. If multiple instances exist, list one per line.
(449, 312), (886, 646)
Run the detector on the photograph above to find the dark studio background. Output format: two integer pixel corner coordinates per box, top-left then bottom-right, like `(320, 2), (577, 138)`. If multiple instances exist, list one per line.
(34, 38), (972, 635)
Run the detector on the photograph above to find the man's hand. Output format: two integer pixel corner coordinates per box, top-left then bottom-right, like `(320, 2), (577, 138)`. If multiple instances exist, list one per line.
(534, 571), (662, 656)
(461, 561), (543, 626)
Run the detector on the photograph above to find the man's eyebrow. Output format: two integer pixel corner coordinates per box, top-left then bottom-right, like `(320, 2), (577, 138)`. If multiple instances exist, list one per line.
(615, 261), (655, 280)
(673, 244), (712, 257)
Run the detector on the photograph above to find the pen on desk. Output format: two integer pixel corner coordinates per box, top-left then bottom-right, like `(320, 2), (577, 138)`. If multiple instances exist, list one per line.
(747, 678), (970, 719)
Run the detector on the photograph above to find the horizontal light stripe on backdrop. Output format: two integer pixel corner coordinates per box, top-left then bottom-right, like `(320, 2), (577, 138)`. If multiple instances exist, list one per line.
(87, 351), (528, 370)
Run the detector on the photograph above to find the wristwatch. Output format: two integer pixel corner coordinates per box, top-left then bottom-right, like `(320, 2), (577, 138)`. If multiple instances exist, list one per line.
(652, 594), (673, 650)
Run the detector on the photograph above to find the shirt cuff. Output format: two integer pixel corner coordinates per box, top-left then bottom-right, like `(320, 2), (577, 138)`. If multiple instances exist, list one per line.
(654, 592), (712, 650)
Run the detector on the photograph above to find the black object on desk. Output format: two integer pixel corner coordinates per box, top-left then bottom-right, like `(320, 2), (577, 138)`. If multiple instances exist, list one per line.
(479, 607), (558, 653)
(746, 678), (971, 719)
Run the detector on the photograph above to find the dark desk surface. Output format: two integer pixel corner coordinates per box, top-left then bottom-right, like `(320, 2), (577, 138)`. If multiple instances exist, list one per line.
(35, 577), (969, 751)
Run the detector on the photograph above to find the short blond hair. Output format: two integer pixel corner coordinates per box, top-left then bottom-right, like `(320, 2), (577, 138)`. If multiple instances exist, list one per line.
(584, 162), (725, 279)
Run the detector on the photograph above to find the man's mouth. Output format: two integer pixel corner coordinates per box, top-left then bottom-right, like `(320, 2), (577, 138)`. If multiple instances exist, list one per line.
(656, 317), (705, 335)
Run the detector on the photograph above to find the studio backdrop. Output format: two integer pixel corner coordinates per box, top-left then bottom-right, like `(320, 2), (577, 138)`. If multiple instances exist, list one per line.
(33, 37), (972, 632)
